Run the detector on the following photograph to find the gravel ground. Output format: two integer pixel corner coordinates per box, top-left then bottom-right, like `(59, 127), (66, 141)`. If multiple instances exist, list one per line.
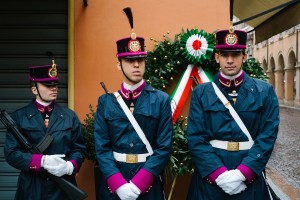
(268, 106), (300, 192)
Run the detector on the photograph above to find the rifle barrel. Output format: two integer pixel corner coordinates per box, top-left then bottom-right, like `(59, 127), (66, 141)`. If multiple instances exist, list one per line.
(100, 82), (108, 94)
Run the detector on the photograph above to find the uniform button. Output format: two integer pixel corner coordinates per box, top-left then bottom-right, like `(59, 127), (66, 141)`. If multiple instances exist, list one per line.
(130, 143), (134, 147)
(257, 154), (261, 157)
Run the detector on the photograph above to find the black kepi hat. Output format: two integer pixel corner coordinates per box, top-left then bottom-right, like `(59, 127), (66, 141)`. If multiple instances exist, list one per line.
(215, 26), (247, 51)
(215, 0), (247, 52)
(116, 7), (147, 59)
(29, 60), (59, 86)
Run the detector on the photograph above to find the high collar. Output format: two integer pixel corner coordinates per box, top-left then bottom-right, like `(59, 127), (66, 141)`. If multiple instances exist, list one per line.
(219, 70), (244, 88)
(120, 80), (146, 100)
(35, 99), (54, 113)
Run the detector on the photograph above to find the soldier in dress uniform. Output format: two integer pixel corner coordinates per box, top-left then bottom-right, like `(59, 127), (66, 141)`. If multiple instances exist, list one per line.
(93, 7), (173, 200)
(4, 58), (86, 200)
(186, 27), (280, 200)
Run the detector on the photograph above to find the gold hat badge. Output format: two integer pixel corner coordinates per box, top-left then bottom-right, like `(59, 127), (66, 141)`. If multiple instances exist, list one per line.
(49, 57), (58, 78)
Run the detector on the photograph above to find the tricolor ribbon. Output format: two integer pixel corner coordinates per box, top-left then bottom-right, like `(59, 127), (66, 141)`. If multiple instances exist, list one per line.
(170, 64), (211, 124)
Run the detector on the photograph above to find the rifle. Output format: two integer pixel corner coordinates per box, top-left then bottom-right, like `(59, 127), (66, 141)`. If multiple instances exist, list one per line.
(0, 109), (88, 200)
(100, 81), (109, 94)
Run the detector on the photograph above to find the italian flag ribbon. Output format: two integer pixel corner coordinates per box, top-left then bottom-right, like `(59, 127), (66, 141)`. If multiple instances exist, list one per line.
(170, 64), (211, 124)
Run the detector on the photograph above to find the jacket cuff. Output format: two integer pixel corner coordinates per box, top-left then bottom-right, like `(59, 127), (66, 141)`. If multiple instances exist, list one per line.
(207, 166), (228, 184)
(107, 172), (127, 194)
(69, 160), (78, 175)
(131, 168), (153, 193)
(237, 164), (256, 184)
(30, 154), (43, 172)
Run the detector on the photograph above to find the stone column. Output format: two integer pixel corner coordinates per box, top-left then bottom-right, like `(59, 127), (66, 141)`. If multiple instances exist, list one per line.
(295, 64), (300, 108)
(274, 69), (284, 104)
(266, 70), (275, 88)
(284, 68), (294, 106)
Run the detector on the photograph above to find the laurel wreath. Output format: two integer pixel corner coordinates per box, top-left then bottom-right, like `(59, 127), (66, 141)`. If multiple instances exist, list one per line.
(144, 29), (217, 177)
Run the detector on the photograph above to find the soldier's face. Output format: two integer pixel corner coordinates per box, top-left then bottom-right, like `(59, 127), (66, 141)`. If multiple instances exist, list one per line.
(117, 57), (146, 85)
(215, 51), (247, 76)
(31, 82), (58, 103)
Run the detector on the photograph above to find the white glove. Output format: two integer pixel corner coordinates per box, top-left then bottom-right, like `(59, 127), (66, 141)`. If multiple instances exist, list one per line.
(129, 181), (141, 195)
(216, 169), (246, 195)
(116, 183), (140, 200)
(41, 154), (66, 167)
(229, 182), (247, 195)
(44, 161), (74, 177)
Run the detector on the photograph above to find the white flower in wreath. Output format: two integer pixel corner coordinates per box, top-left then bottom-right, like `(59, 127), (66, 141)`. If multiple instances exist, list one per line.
(186, 34), (209, 57)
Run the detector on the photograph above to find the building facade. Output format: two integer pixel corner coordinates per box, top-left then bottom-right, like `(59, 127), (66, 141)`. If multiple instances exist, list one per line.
(254, 24), (300, 107)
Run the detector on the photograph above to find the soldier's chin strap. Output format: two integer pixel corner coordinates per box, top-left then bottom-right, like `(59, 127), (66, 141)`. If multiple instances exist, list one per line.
(34, 82), (51, 103)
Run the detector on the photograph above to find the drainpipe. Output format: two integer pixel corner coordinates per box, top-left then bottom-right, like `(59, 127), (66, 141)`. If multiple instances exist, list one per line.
(296, 28), (298, 64)
(267, 39), (269, 69)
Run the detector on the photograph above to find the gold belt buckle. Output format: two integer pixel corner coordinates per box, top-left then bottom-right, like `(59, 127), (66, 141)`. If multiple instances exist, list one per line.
(126, 154), (138, 163)
(227, 142), (239, 151)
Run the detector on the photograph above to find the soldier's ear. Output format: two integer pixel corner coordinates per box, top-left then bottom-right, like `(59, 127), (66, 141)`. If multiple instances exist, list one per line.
(215, 53), (220, 63)
(31, 86), (38, 95)
(243, 54), (248, 62)
(116, 61), (122, 71)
